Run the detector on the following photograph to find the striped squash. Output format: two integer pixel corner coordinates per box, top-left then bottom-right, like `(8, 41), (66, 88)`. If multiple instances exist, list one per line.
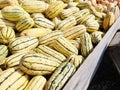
(73, 9), (90, 24)
(0, 0), (19, 9)
(1, 6), (30, 21)
(0, 19), (6, 29)
(66, 54), (84, 68)
(20, 28), (52, 38)
(19, 53), (61, 76)
(62, 0), (72, 3)
(45, 1), (64, 18)
(80, 32), (93, 57)
(21, 0), (48, 13)
(79, 14), (95, 24)
(31, 13), (45, 19)
(39, 30), (63, 45)
(91, 31), (104, 44)
(45, 0), (56, 4)
(35, 45), (66, 62)
(0, 67), (29, 90)
(25, 75), (46, 90)
(77, 1), (103, 19)
(52, 17), (61, 26)
(95, 4), (105, 12)
(0, 45), (8, 65)
(60, 6), (79, 19)
(73, 0), (80, 2)
(0, 18), (15, 29)
(5, 51), (35, 68)
(34, 16), (55, 29)
(0, 10), (2, 18)
(77, 1), (92, 10)
(56, 16), (76, 31)
(111, 6), (120, 20)
(45, 62), (76, 90)
(53, 37), (78, 57)
(9, 36), (39, 54)
(85, 19), (99, 32)
(16, 17), (34, 32)
(0, 26), (15, 44)
(69, 40), (80, 50)
(96, 19), (103, 28)
(63, 25), (86, 40)
(67, 2), (78, 8)
(92, 8), (104, 19)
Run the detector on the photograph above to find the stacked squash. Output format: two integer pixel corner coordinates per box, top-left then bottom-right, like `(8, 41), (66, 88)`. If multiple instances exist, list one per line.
(0, 0), (119, 90)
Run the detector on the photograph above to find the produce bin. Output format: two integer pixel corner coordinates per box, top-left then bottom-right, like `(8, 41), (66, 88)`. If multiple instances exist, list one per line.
(63, 16), (120, 90)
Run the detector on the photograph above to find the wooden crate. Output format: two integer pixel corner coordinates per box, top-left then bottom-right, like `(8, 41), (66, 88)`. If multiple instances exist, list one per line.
(63, 17), (120, 90)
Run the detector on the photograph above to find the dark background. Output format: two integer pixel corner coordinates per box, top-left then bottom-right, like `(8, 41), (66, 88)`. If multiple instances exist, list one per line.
(88, 50), (120, 90)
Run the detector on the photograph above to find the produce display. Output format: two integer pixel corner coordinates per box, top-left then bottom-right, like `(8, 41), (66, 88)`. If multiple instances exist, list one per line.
(0, 0), (120, 90)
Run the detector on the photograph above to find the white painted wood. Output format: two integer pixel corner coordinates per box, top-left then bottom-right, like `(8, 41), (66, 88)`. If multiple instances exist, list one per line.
(63, 16), (120, 90)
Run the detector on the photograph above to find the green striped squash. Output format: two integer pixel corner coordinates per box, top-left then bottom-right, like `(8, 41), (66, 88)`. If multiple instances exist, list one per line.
(56, 16), (76, 31)
(53, 37), (78, 57)
(0, 45), (8, 65)
(0, 18), (15, 29)
(31, 13), (45, 19)
(77, 1), (92, 10)
(16, 17), (34, 32)
(66, 54), (84, 68)
(52, 17), (61, 27)
(45, 62), (76, 90)
(67, 2), (78, 8)
(9, 36), (39, 54)
(63, 25), (86, 40)
(111, 6), (120, 20)
(19, 53), (61, 76)
(60, 7), (79, 19)
(45, 0), (56, 4)
(0, 19), (6, 29)
(80, 32), (93, 57)
(0, 68), (29, 90)
(77, 1), (104, 19)
(91, 31), (104, 44)
(0, 26), (15, 44)
(25, 75), (46, 90)
(85, 19), (100, 32)
(79, 14), (95, 24)
(62, 0), (72, 3)
(69, 40), (80, 50)
(45, 1), (64, 19)
(36, 45), (66, 62)
(39, 30), (63, 45)
(21, 0), (48, 13)
(1, 6), (30, 21)
(5, 51), (35, 68)
(73, 9), (90, 24)
(34, 16), (55, 29)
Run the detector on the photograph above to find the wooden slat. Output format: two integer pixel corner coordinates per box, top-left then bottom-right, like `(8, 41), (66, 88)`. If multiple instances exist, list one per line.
(63, 16), (120, 90)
